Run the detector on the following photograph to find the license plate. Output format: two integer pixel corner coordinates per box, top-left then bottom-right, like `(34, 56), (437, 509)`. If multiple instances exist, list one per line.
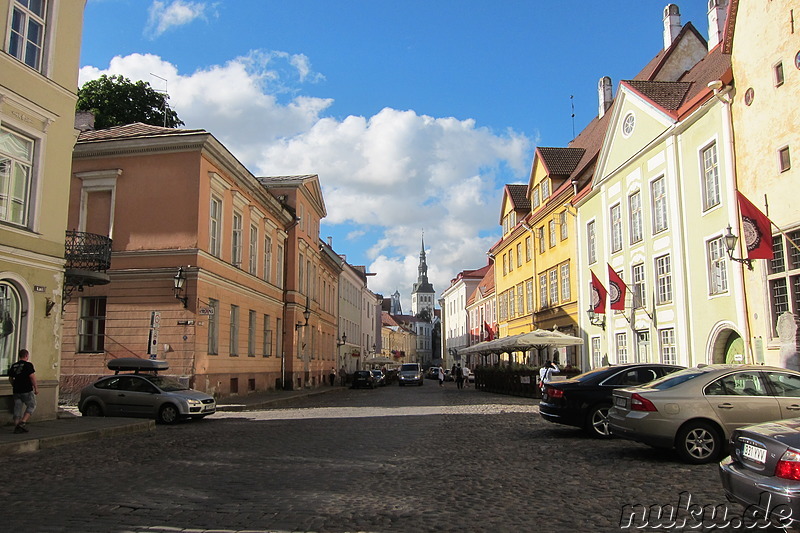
(615, 396), (627, 408)
(742, 443), (767, 464)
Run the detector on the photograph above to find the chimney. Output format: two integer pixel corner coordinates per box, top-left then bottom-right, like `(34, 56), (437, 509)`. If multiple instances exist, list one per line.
(663, 4), (682, 50)
(74, 110), (95, 132)
(598, 76), (613, 118)
(707, 0), (728, 49)
(327, 236), (333, 247)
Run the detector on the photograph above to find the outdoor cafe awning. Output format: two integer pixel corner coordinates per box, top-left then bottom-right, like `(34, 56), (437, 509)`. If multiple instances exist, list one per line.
(457, 328), (583, 356)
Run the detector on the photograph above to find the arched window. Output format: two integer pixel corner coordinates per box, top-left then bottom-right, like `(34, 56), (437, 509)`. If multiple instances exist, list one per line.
(0, 281), (22, 374)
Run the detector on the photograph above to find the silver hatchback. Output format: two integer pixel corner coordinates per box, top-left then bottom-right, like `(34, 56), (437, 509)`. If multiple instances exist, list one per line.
(78, 358), (216, 424)
(609, 364), (800, 464)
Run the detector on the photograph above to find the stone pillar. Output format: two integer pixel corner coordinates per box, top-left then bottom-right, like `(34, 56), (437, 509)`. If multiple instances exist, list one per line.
(776, 311), (799, 370)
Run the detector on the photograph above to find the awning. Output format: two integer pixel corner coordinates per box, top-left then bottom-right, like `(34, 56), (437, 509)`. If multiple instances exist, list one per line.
(457, 329), (583, 356)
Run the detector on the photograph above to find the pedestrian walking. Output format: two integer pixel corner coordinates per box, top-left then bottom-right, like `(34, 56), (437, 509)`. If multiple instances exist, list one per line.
(329, 367), (336, 386)
(539, 360), (560, 390)
(339, 365), (347, 386)
(8, 349), (37, 433)
(456, 363), (464, 389)
(438, 366), (445, 387)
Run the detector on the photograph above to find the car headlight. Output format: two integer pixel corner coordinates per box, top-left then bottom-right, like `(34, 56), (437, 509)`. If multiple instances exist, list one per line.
(187, 399), (202, 407)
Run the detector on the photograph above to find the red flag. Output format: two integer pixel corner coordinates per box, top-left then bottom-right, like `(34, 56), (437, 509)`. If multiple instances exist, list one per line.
(736, 191), (774, 260)
(590, 271), (606, 314)
(607, 265), (627, 311)
(484, 321), (494, 341)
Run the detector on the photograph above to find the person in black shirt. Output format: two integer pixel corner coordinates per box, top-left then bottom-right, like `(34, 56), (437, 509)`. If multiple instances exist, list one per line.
(8, 349), (37, 433)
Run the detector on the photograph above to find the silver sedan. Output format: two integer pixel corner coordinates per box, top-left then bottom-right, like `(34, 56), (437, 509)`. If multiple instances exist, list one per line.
(608, 364), (800, 464)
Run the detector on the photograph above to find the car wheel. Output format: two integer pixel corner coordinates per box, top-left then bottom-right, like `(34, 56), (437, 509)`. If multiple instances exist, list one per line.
(585, 404), (612, 438)
(676, 421), (722, 464)
(157, 404), (180, 424)
(82, 402), (103, 417)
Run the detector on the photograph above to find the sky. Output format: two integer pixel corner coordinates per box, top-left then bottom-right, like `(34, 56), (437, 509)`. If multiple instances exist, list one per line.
(79, 0), (712, 311)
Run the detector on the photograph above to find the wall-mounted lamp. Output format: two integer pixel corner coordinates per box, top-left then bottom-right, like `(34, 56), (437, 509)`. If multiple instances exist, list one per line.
(173, 267), (188, 308)
(724, 225), (754, 270)
(337, 333), (347, 346)
(45, 297), (56, 317)
(586, 306), (606, 330)
(295, 297), (311, 330)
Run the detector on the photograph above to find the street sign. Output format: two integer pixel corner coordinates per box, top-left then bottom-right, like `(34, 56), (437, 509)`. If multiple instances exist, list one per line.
(199, 307), (215, 315)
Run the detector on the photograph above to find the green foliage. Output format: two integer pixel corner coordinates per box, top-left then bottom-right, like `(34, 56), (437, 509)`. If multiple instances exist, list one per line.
(415, 308), (432, 322)
(76, 74), (184, 129)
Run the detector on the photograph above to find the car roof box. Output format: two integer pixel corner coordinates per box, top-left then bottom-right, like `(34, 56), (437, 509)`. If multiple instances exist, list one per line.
(107, 357), (169, 374)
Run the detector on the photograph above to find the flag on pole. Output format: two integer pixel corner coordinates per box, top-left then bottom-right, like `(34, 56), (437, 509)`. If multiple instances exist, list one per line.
(607, 264), (627, 311)
(484, 321), (494, 341)
(736, 191), (774, 260)
(590, 271), (607, 314)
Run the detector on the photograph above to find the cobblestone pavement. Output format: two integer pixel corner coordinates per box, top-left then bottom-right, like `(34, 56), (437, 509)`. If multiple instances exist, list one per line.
(0, 382), (782, 532)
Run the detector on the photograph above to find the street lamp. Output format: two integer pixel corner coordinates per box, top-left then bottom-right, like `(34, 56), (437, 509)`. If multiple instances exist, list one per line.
(724, 225), (754, 270)
(295, 297), (311, 330)
(586, 306), (606, 330)
(173, 267), (188, 308)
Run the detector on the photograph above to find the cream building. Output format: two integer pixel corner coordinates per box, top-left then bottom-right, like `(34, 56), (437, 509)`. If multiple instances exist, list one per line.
(0, 1), (86, 421)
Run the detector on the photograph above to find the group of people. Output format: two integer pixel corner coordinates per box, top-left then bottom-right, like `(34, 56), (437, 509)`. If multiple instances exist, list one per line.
(437, 363), (470, 389)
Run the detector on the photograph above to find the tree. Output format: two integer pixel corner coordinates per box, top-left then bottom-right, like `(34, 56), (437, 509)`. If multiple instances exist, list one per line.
(76, 74), (184, 129)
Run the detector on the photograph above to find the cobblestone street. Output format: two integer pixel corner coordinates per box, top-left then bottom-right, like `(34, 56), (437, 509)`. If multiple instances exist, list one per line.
(0, 383), (760, 532)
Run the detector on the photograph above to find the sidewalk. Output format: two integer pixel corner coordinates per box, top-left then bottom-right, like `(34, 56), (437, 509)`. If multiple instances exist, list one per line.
(0, 385), (343, 457)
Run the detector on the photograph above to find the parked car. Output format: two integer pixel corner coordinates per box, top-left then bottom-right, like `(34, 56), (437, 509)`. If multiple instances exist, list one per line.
(78, 358), (216, 424)
(609, 364), (800, 464)
(370, 369), (386, 386)
(540, 363), (683, 438)
(719, 417), (800, 527)
(426, 367), (442, 380)
(398, 363), (424, 386)
(351, 370), (376, 389)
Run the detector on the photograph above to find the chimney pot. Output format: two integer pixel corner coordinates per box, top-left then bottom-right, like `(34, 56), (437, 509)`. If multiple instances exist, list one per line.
(598, 76), (613, 118)
(663, 4), (682, 50)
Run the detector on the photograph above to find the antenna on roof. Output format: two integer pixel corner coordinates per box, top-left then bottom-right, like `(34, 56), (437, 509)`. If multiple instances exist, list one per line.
(570, 95), (575, 139)
(150, 73), (169, 127)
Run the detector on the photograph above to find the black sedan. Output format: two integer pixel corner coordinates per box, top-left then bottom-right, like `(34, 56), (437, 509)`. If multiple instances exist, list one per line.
(351, 370), (376, 389)
(539, 363), (683, 438)
(720, 418), (800, 527)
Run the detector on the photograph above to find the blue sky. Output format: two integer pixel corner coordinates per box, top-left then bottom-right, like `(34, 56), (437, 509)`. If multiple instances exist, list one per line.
(80, 0), (712, 310)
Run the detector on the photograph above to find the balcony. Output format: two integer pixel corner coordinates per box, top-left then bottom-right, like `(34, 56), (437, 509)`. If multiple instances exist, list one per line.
(64, 230), (112, 289)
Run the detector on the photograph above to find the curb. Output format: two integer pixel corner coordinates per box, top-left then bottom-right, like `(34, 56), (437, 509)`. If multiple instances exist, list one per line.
(0, 420), (155, 457)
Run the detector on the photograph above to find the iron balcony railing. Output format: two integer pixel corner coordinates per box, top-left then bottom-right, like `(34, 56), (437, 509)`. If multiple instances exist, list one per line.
(64, 230), (112, 272)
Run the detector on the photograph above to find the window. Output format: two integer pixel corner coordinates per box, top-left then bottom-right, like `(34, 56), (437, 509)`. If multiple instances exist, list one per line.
(591, 337), (602, 368)
(765, 372), (800, 398)
(525, 236), (532, 261)
(622, 112), (635, 137)
(587, 221), (597, 264)
(548, 219), (557, 248)
(629, 191), (642, 244)
(702, 142), (721, 210)
(767, 230), (800, 333)
(539, 273), (548, 308)
(78, 297), (106, 353)
(610, 204), (622, 252)
(232, 212), (243, 267)
(298, 253), (305, 293)
(248, 310), (257, 357)
(526, 280), (533, 312)
(559, 211), (568, 241)
(616, 333), (628, 364)
(659, 329), (676, 365)
(209, 196), (221, 257)
(632, 263), (646, 308)
(8, 0), (46, 71)
(0, 282), (21, 374)
(636, 331), (650, 363)
(508, 250), (514, 272)
(517, 284), (524, 315)
(652, 177), (668, 233)
(707, 372), (769, 397)
(502, 254), (507, 276)
(516, 243), (522, 266)
(708, 236), (728, 294)
(508, 288), (515, 316)
(263, 235), (272, 282)
(248, 224), (258, 275)
(208, 298), (218, 355)
(503, 215), (509, 235)
(560, 263), (571, 301)
(779, 146), (791, 172)
(549, 269), (558, 305)
(230, 304), (239, 356)
(262, 315), (272, 357)
(541, 179), (550, 200)
(276, 245), (284, 289)
(532, 188), (540, 209)
(0, 127), (34, 226)
(538, 227), (545, 253)
(775, 61), (785, 87)
(655, 255), (672, 304)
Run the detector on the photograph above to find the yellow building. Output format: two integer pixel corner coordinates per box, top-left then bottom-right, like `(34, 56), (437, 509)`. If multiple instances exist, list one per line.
(489, 184), (533, 362)
(0, 0), (86, 421)
(727, 0), (800, 367)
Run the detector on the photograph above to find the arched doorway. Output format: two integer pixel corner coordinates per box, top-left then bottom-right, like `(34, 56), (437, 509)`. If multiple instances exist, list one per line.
(709, 327), (743, 365)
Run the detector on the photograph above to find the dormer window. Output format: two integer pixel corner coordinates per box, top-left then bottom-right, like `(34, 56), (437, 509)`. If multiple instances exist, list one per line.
(532, 188), (540, 209)
(541, 179), (550, 200)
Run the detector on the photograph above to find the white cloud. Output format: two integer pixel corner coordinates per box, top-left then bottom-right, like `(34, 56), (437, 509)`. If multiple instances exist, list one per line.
(79, 52), (533, 310)
(145, 0), (214, 39)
